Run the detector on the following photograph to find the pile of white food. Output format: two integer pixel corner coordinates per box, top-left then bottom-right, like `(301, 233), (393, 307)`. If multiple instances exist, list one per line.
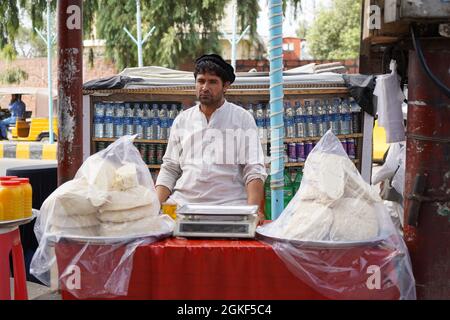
(267, 152), (382, 242)
(45, 157), (167, 237)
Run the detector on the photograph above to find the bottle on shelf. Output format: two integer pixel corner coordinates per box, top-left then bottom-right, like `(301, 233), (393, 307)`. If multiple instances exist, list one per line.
(114, 102), (125, 138)
(322, 99), (331, 133)
(339, 98), (351, 135)
(104, 103), (115, 138)
(167, 104), (178, 138)
(315, 100), (327, 137)
(159, 104), (169, 140)
(246, 103), (255, 120)
(294, 100), (306, 138)
(134, 103), (144, 139)
(255, 103), (266, 141)
(94, 113), (105, 138)
(125, 103), (135, 136)
(330, 98), (341, 136)
(304, 100), (315, 138)
(148, 103), (159, 140)
(285, 101), (295, 139)
(141, 103), (150, 139)
(349, 98), (361, 134)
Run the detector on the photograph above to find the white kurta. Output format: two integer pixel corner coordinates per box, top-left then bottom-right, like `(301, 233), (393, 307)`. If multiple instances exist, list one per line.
(156, 100), (267, 206)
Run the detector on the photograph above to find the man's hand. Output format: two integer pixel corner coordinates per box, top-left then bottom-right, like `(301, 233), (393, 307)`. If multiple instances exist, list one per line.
(156, 185), (172, 206)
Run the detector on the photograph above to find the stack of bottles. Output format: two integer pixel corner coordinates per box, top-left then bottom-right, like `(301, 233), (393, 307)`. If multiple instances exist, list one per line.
(94, 102), (182, 140)
(95, 141), (167, 166)
(236, 98), (362, 142)
(264, 168), (303, 220)
(284, 138), (357, 163)
(0, 176), (33, 221)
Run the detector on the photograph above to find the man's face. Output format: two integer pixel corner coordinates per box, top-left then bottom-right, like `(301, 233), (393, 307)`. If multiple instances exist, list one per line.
(195, 72), (230, 106)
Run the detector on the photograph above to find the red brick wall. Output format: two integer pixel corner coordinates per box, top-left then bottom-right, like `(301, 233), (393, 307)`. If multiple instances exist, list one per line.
(0, 54), (117, 115)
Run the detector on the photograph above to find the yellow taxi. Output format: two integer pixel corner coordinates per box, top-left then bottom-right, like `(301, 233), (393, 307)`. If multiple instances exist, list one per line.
(10, 117), (58, 142)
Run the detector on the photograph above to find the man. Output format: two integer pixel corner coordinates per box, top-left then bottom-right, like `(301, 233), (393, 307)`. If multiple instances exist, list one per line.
(0, 94), (26, 139)
(155, 54), (267, 215)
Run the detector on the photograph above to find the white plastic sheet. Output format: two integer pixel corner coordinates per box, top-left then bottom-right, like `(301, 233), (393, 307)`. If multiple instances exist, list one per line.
(30, 135), (174, 298)
(257, 130), (416, 300)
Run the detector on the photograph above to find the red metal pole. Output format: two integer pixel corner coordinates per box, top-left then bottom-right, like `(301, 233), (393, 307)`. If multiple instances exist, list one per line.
(57, 0), (83, 186)
(404, 39), (450, 300)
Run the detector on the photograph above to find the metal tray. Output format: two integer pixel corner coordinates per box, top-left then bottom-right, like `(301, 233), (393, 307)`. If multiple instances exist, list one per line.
(177, 204), (258, 215)
(0, 209), (38, 230)
(256, 229), (386, 249)
(46, 230), (172, 245)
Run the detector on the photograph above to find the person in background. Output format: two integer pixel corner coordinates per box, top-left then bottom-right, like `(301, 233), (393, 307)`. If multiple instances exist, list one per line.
(0, 94), (26, 139)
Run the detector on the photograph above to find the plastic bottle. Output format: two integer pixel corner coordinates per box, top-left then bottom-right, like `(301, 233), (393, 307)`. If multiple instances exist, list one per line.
(159, 104), (169, 140)
(168, 104), (178, 138)
(104, 103), (115, 138)
(285, 102), (295, 139)
(350, 98), (361, 133)
(339, 99), (351, 135)
(330, 99), (341, 135)
(315, 100), (326, 137)
(140, 104), (150, 139)
(134, 103), (144, 139)
(246, 103), (255, 120)
(322, 99), (331, 133)
(265, 105), (271, 140)
(255, 103), (265, 141)
(149, 103), (160, 140)
(14, 178), (32, 218)
(294, 101), (306, 138)
(114, 103), (125, 138)
(124, 103), (135, 136)
(304, 100), (315, 138)
(94, 114), (105, 138)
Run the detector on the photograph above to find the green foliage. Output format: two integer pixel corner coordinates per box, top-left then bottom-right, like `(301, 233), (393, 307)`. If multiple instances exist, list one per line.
(1, 0), (302, 70)
(306, 0), (361, 59)
(0, 67), (29, 84)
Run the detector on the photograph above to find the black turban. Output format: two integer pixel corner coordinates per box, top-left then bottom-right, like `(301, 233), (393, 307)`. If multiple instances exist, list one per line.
(195, 54), (236, 84)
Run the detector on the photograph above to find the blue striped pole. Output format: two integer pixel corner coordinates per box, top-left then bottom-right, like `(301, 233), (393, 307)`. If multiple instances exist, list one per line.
(269, 0), (284, 219)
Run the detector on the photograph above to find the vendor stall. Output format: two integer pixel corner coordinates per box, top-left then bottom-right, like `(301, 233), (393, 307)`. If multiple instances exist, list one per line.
(81, 67), (374, 210)
(29, 67), (415, 300)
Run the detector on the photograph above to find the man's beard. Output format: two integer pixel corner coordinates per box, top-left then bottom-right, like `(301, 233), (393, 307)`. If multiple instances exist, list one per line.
(199, 94), (222, 107)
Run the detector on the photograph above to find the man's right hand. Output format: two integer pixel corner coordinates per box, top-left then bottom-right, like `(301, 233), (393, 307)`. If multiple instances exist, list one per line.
(156, 185), (172, 206)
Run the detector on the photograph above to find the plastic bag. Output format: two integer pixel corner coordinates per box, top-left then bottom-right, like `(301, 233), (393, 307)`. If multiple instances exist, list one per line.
(30, 135), (174, 298)
(257, 130), (416, 299)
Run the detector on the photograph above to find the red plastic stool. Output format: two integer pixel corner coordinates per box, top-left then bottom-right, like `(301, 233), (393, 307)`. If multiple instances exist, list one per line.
(0, 227), (28, 300)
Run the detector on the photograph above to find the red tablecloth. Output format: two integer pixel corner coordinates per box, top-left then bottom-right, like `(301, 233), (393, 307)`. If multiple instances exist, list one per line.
(56, 238), (400, 300)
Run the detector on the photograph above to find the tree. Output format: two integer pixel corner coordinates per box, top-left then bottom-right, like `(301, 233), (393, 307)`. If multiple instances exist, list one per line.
(1, 1), (302, 70)
(306, 0), (361, 60)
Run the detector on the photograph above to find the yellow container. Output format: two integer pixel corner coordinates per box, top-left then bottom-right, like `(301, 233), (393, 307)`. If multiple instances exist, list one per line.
(161, 202), (177, 220)
(0, 202), (3, 221)
(0, 181), (23, 221)
(14, 178), (32, 218)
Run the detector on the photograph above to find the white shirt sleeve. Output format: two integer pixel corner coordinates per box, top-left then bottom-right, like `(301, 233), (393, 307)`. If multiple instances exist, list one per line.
(155, 117), (182, 191)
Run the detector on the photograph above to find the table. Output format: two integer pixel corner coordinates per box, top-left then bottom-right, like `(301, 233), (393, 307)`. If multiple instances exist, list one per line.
(55, 237), (401, 300)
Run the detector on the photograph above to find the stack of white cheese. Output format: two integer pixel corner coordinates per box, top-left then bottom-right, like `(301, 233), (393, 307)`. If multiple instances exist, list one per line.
(260, 151), (382, 242)
(45, 154), (170, 237)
